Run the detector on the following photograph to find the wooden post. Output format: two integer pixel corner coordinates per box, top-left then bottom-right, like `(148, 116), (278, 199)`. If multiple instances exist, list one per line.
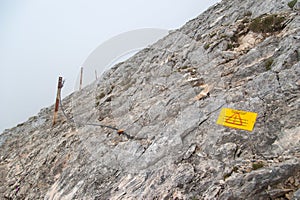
(52, 77), (63, 126)
(79, 67), (83, 90)
(95, 69), (98, 80)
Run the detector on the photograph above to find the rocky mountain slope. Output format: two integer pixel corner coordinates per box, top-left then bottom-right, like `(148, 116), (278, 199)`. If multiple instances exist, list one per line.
(1, 0), (300, 199)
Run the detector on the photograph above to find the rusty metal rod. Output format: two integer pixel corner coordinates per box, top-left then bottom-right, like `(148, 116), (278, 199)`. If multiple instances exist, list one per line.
(79, 67), (83, 90)
(52, 76), (63, 126)
(95, 69), (98, 80)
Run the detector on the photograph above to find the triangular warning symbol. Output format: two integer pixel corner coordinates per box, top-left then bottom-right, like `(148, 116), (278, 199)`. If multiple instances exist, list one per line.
(225, 112), (243, 126)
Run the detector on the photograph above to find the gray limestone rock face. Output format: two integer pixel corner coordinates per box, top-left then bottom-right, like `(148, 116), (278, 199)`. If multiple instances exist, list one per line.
(0, 0), (300, 199)
(294, 189), (300, 200)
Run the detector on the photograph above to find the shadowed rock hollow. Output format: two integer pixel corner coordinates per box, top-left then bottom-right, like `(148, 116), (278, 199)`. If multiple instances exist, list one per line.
(1, 0), (300, 199)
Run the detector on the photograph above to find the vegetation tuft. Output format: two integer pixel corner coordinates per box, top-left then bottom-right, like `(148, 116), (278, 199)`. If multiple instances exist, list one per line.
(252, 162), (264, 170)
(227, 43), (234, 50)
(288, 0), (297, 8)
(265, 58), (274, 71)
(249, 14), (286, 33)
(204, 43), (210, 50)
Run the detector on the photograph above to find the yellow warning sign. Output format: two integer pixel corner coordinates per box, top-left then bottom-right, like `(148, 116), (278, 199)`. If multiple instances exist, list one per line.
(217, 108), (258, 131)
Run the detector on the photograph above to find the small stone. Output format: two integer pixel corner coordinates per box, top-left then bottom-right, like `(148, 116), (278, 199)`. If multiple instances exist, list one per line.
(295, 178), (300, 187)
(288, 177), (295, 185)
(183, 144), (197, 160)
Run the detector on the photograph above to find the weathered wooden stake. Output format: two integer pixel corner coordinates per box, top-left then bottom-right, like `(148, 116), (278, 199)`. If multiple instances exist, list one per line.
(52, 76), (63, 126)
(95, 69), (98, 80)
(79, 67), (83, 90)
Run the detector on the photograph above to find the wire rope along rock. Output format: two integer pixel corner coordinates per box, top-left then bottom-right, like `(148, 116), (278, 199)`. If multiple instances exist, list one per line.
(59, 81), (137, 139)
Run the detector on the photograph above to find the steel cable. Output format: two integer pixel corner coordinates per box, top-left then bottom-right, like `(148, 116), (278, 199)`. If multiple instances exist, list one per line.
(58, 81), (136, 139)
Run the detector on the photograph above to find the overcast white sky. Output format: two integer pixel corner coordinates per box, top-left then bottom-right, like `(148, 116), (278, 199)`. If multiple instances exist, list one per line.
(0, 0), (220, 132)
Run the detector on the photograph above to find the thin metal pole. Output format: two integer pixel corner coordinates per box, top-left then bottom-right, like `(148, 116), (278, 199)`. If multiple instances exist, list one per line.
(95, 69), (98, 80)
(52, 77), (63, 126)
(79, 67), (83, 90)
